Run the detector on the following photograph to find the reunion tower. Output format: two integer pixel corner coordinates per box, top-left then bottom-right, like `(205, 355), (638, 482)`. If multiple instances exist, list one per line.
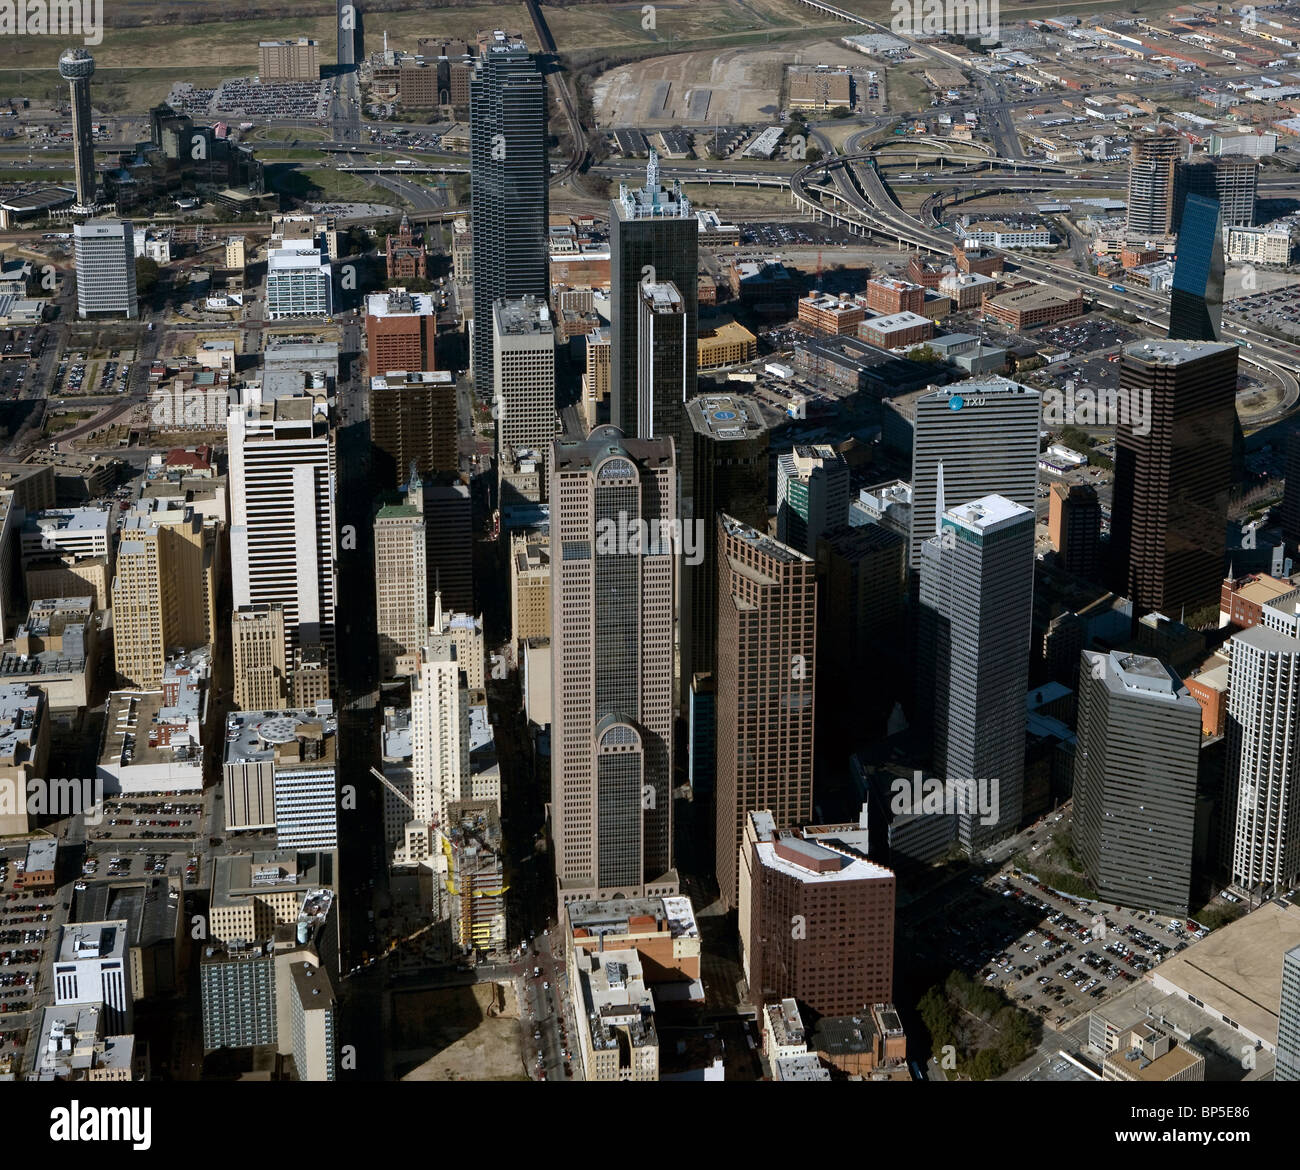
(58, 47), (98, 210)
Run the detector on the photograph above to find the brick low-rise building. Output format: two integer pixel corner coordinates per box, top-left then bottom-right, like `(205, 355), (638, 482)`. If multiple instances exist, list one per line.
(797, 292), (868, 335)
(858, 310), (934, 350)
(985, 284), (1085, 329)
(865, 276), (924, 315)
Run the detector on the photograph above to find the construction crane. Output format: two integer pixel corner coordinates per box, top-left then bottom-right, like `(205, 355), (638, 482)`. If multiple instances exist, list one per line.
(368, 766), (415, 815)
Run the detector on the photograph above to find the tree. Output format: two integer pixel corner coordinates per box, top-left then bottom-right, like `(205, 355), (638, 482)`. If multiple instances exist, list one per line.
(805, 147), (824, 163)
(135, 256), (160, 295)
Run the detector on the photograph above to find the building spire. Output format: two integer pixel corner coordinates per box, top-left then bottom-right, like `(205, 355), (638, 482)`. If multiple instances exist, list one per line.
(646, 148), (659, 205)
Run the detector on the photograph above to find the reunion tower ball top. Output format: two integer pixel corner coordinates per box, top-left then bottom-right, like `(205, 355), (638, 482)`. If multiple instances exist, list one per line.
(58, 47), (96, 80)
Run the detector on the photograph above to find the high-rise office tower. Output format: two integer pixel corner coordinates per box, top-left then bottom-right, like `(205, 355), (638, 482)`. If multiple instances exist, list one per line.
(1279, 944), (1300, 1081)
(111, 498), (215, 688)
(715, 516), (817, 910)
(59, 48), (97, 210)
(1071, 650), (1202, 914)
(368, 370), (458, 490)
(909, 379), (1041, 567)
(636, 281), (689, 451)
(550, 426), (677, 905)
(493, 295), (556, 493)
(409, 630), (471, 860)
(1225, 601), (1300, 897)
(469, 36), (548, 399)
(1048, 482), (1101, 579)
(232, 603), (289, 711)
(365, 288), (436, 376)
(815, 522), (906, 690)
(74, 219), (137, 319)
(682, 393), (769, 689)
(738, 812), (895, 1017)
(1110, 340), (1237, 616)
(288, 962), (337, 1081)
(228, 382), (337, 673)
(1283, 430), (1300, 548)
(1175, 154), (1257, 230)
(610, 151), (697, 437)
(777, 445), (849, 559)
(423, 479), (473, 615)
(1167, 193), (1224, 343)
(917, 495), (1034, 852)
(375, 481), (428, 680)
(1126, 130), (1186, 238)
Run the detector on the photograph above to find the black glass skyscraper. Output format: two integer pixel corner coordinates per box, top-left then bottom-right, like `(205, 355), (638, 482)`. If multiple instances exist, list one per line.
(610, 152), (698, 440)
(1168, 193), (1223, 344)
(470, 37), (548, 402)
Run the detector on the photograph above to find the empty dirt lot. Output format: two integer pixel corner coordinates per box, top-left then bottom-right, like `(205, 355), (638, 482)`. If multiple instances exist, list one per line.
(395, 982), (527, 1081)
(593, 39), (872, 127)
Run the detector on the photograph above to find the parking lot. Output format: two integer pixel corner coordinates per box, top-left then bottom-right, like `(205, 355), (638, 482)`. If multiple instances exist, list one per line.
(0, 846), (66, 1050)
(91, 796), (203, 844)
(79, 845), (202, 891)
(738, 221), (855, 248)
(1227, 284), (1300, 343)
(905, 829), (1202, 1033)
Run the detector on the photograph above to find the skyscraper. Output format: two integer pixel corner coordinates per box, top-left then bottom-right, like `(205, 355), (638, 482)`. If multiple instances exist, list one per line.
(1110, 340), (1237, 616)
(1071, 651), (1202, 915)
(1174, 154), (1257, 230)
(228, 382), (337, 673)
(610, 152), (697, 438)
(368, 370), (458, 490)
(715, 516), (817, 909)
(776, 445), (850, 558)
(409, 629), (471, 861)
(493, 295), (556, 493)
(908, 379), (1041, 567)
(1048, 482), (1101, 579)
(917, 495), (1035, 852)
(423, 479), (473, 615)
(365, 288), (436, 376)
(1167, 193), (1224, 343)
(374, 484), (428, 680)
(111, 498), (215, 688)
(73, 219), (137, 320)
(1126, 130), (1185, 238)
(1283, 430), (1300, 548)
(682, 393), (769, 689)
(550, 426), (677, 905)
(738, 812), (895, 1017)
(1224, 600), (1300, 897)
(636, 281), (689, 446)
(232, 603), (288, 711)
(469, 36), (548, 399)
(58, 47), (97, 210)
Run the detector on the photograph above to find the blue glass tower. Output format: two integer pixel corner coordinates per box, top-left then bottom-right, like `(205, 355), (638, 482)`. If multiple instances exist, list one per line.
(1167, 192), (1223, 343)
